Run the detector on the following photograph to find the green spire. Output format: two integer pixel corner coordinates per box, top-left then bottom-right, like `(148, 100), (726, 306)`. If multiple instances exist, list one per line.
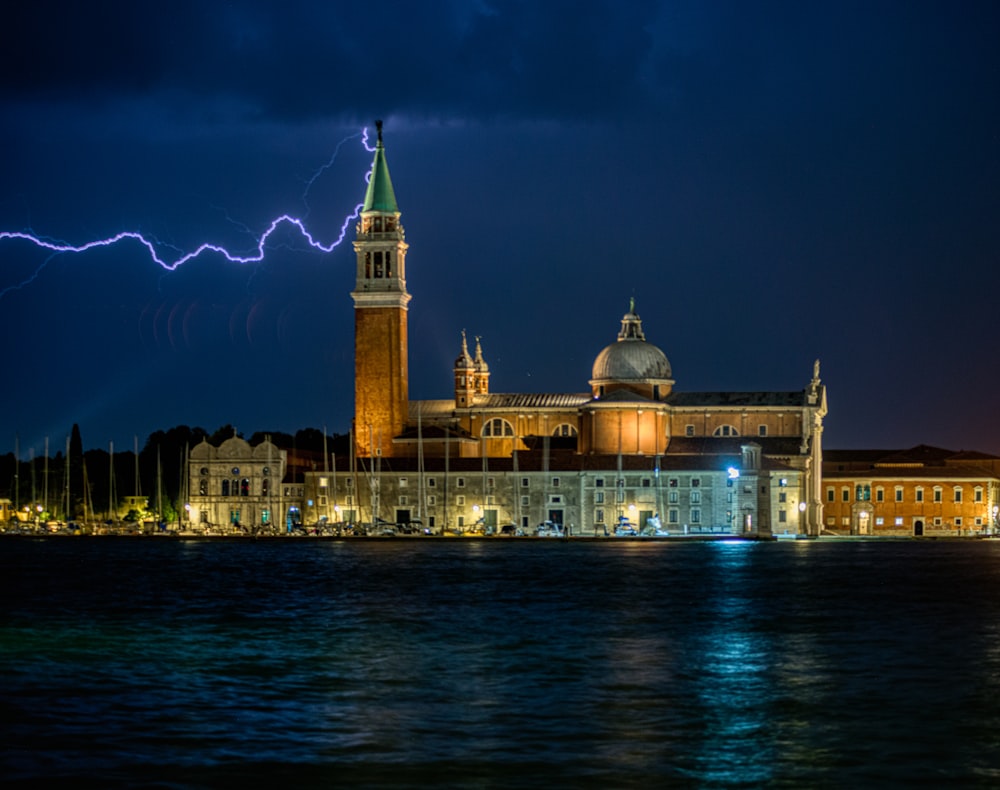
(362, 120), (399, 213)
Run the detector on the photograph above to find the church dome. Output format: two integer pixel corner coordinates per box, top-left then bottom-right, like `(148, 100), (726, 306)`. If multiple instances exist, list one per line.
(590, 302), (672, 383)
(592, 340), (671, 381)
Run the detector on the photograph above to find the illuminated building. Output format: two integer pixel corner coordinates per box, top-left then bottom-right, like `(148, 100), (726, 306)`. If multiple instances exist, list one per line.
(184, 127), (829, 536)
(187, 434), (287, 530)
(336, 125), (829, 537)
(822, 446), (1000, 536)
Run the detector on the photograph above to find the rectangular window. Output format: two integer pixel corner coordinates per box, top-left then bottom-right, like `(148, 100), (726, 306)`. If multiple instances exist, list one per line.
(486, 495), (496, 505)
(552, 477), (560, 488)
(875, 517), (884, 525)
(520, 495), (529, 507)
(668, 491), (679, 504)
(758, 425), (767, 437)
(668, 509), (679, 523)
(346, 495), (353, 505)
(551, 496), (562, 505)
(521, 478), (529, 488)
(895, 517), (904, 526)
(842, 488), (849, 502)
(456, 495), (465, 505)
(955, 517), (963, 526)
(915, 488), (923, 503)
(457, 478), (465, 488)
(595, 509), (605, 523)
(685, 425), (695, 437)
(690, 508), (701, 523)
(318, 476), (329, 488)
(778, 492), (787, 503)
(642, 478), (651, 488)
(595, 492), (605, 504)
(691, 478), (701, 488)
(934, 488), (942, 503)
(595, 478), (605, 488)
(346, 478), (354, 488)
(955, 488), (963, 503)
(877, 487), (885, 502)
(427, 478), (436, 488)
(895, 487), (903, 502)
(399, 478), (408, 488)
(429, 516), (436, 528)
(975, 488), (984, 503)
(827, 488), (835, 503)
(691, 491), (701, 504)
(669, 478), (678, 488)
(487, 477), (495, 489)
(458, 516), (465, 527)
(933, 517), (942, 526)
(427, 495), (436, 505)
(779, 510), (787, 523)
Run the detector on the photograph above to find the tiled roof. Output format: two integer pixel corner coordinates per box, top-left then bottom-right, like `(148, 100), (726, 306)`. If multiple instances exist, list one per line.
(665, 391), (807, 407)
(824, 445), (1000, 478)
(666, 436), (807, 457)
(823, 464), (1000, 481)
(474, 393), (591, 409)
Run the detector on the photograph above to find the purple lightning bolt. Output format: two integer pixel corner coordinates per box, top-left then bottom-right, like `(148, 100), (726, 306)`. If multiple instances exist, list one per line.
(0, 127), (377, 300)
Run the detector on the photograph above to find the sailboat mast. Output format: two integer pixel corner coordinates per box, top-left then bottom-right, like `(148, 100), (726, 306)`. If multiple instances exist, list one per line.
(156, 447), (162, 527)
(64, 434), (70, 522)
(323, 427), (330, 525)
(44, 437), (49, 519)
(512, 439), (520, 530)
(134, 435), (141, 498)
(417, 405), (424, 522)
(267, 435), (273, 532)
(109, 440), (115, 524)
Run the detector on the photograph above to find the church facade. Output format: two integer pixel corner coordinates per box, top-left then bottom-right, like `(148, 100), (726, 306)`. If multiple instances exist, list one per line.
(187, 124), (829, 537)
(336, 124), (827, 537)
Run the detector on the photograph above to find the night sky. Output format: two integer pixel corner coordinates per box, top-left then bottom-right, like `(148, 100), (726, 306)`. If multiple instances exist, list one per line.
(1, 1), (998, 457)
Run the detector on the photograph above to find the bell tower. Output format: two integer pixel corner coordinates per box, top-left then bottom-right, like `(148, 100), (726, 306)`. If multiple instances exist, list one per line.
(352, 121), (411, 457)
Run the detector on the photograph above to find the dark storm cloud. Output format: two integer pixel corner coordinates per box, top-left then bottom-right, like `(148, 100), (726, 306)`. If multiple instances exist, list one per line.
(2, 0), (1000, 455)
(1, 0), (664, 123)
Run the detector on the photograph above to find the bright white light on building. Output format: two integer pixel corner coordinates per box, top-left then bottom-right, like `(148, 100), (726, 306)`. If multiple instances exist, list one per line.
(727, 467), (740, 480)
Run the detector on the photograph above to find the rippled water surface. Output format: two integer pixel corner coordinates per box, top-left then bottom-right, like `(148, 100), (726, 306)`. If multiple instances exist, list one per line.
(4, 537), (1000, 787)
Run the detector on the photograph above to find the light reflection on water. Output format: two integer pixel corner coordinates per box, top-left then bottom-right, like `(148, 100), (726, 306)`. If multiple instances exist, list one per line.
(3, 538), (1000, 786)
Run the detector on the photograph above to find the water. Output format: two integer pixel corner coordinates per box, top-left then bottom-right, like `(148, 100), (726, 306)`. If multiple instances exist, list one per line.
(3, 538), (1000, 788)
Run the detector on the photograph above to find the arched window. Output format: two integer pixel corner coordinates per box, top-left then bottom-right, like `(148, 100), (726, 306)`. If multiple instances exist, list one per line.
(241, 478), (250, 497)
(262, 479), (269, 497)
(199, 479), (208, 496)
(221, 480), (229, 496)
(552, 424), (578, 437)
(482, 418), (514, 437)
(713, 425), (740, 437)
